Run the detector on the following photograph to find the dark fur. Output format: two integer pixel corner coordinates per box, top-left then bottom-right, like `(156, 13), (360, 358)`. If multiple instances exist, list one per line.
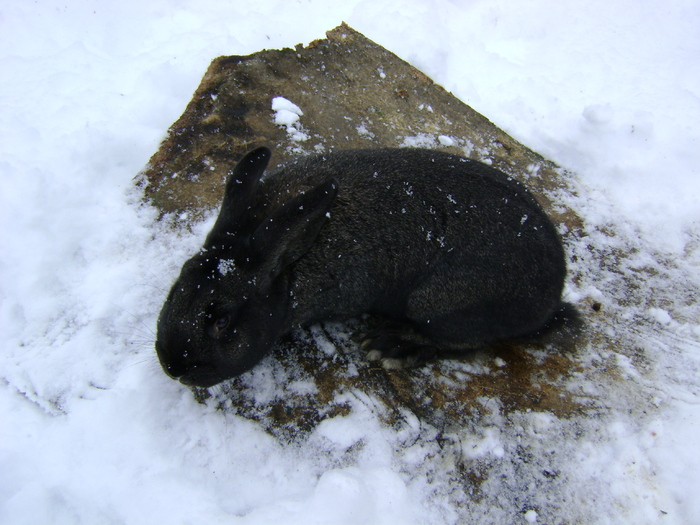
(156, 147), (577, 387)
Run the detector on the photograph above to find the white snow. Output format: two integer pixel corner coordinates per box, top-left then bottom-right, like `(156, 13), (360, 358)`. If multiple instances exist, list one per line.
(272, 96), (304, 127)
(400, 132), (438, 148)
(356, 122), (375, 138)
(1, 1), (699, 524)
(524, 509), (538, 523)
(272, 96), (309, 142)
(218, 259), (237, 276)
(438, 134), (455, 146)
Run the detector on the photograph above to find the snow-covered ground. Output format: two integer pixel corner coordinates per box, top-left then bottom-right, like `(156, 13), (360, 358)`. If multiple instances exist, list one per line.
(1, 1), (699, 523)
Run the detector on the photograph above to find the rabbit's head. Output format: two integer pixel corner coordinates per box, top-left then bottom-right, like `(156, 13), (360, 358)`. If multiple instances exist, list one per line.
(155, 148), (337, 387)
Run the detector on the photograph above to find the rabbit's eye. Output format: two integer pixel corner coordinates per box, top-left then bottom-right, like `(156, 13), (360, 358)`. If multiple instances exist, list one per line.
(211, 314), (231, 336)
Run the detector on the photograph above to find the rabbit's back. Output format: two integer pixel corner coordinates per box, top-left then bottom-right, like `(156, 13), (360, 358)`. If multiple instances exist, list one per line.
(261, 149), (566, 341)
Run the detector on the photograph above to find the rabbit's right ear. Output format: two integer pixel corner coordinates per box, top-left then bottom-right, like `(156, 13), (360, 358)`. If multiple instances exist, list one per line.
(206, 147), (271, 245)
(250, 177), (338, 283)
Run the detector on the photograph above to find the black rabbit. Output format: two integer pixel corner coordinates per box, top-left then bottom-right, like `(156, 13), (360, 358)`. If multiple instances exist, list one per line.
(156, 147), (577, 388)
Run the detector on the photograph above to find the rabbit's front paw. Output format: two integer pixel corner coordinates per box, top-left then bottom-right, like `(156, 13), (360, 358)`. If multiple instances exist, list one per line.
(360, 330), (437, 370)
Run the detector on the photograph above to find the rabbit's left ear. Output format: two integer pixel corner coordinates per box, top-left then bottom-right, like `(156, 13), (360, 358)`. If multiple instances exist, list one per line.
(251, 177), (338, 281)
(206, 147), (271, 246)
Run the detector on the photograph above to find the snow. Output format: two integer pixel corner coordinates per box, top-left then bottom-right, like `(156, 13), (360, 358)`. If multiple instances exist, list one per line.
(272, 96), (309, 142)
(1, 1), (699, 524)
(438, 134), (455, 146)
(272, 96), (304, 127)
(524, 509), (539, 523)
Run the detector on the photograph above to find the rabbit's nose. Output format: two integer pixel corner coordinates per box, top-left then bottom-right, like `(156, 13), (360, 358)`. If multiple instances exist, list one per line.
(155, 340), (184, 379)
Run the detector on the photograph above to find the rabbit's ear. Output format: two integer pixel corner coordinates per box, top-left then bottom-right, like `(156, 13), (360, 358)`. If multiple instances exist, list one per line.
(251, 177), (338, 281)
(206, 147), (271, 244)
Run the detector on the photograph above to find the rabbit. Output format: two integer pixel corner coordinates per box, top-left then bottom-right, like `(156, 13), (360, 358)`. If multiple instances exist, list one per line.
(155, 147), (578, 388)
